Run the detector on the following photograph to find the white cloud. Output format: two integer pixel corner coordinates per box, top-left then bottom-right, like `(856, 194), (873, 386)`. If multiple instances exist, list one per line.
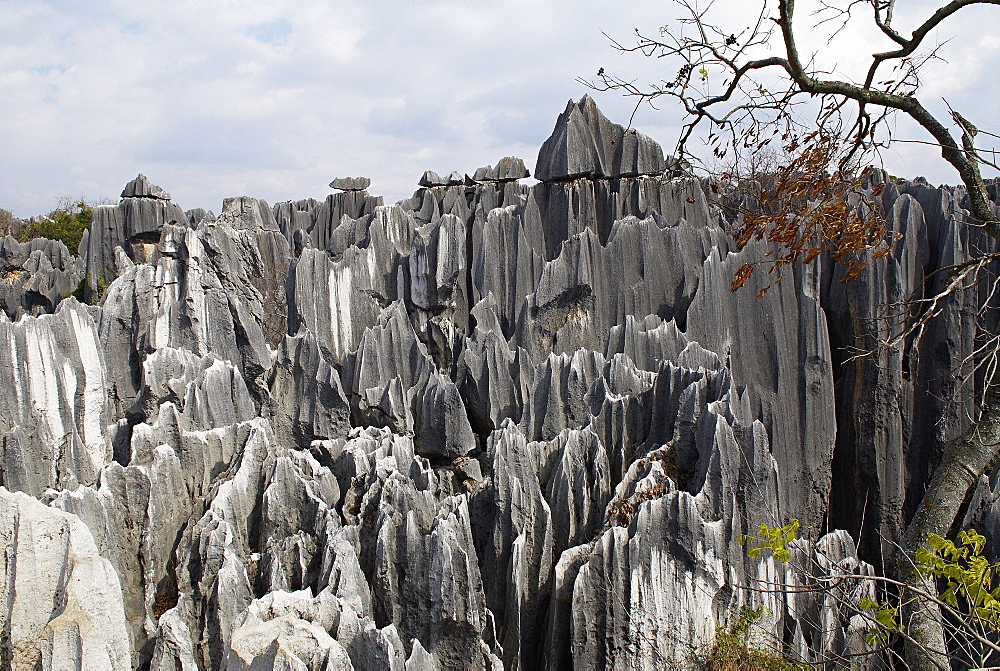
(1, 0), (997, 217)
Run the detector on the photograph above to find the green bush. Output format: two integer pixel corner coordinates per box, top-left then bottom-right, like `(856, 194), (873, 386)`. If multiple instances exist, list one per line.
(18, 199), (93, 252)
(692, 606), (805, 669)
(68, 274), (110, 305)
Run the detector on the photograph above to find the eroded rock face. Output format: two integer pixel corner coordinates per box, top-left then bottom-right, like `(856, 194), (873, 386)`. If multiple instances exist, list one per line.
(85, 177), (189, 296)
(329, 177), (372, 192)
(0, 236), (82, 318)
(1, 97), (983, 669)
(0, 300), (111, 496)
(122, 173), (172, 200)
(534, 95), (666, 181)
(0, 487), (131, 670)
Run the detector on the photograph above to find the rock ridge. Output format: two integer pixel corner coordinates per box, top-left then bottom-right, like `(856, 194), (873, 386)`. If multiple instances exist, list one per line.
(0, 97), (993, 669)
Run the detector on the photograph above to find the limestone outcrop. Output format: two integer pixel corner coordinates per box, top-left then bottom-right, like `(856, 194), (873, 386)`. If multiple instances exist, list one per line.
(0, 487), (131, 670)
(0, 235), (82, 318)
(1, 97), (992, 669)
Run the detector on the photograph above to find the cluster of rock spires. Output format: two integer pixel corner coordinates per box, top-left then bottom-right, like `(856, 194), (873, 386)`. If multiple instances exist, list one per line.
(2, 94), (999, 669)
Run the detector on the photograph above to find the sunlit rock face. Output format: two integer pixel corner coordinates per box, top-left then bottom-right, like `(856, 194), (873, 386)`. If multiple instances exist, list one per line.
(0, 99), (991, 669)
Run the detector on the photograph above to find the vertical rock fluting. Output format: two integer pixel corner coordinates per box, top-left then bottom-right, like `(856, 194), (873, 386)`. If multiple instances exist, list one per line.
(0, 100), (989, 669)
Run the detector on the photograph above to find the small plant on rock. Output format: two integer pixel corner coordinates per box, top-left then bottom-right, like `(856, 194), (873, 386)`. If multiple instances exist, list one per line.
(691, 605), (805, 670)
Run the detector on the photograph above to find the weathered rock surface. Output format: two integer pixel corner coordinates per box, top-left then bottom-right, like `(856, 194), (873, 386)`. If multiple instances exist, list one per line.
(1, 97), (990, 669)
(0, 235), (82, 318)
(85, 176), (189, 295)
(123, 173), (172, 200)
(329, 177), (372, 192)
(418, 170), (465, 188)
(0, 299), (111, 496)
(0, 487), (131, 670)
(341, 301), (475, 458)
(275, 191), (383, 252)
(535, 95), (666, 181)
(472, 157), (530, 183)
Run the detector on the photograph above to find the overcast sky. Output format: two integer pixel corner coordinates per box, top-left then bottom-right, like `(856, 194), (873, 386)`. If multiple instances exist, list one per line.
(2, 0), (998, 217)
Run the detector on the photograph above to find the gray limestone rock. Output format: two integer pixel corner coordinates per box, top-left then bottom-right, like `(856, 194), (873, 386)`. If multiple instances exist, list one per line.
(83, 192), (188, 294)
(185, 207), (215, 226)
(459, 295), (530, 434)
(477, 421), (554, 670)
(330, 177), (372, 192)
(0, 300), (111, 496)
(148, 608), (199, 671)
(338, 429), (494, 669)
(472, 157), (530, 183)
(138, 348), (257, 430)
(535, 95), (666, 182)
(514, 216), (723, 363)
(226, 610), (354, 670)
(0, 98), (988, 671)
(682, 240), (836, 531)
(218, 196), (279, 231)
(342, 301), (475, 458)
(0, 235), (82, 318)
(268, 330), (351, 447)
(287, 245), (383, 364)
(287, 204), (418, 364)
(97, 220), (273, 417)
(122, 173), (172, 200)
(418, 170), (446, 188)
(167, 419), (275, 669)
(472, 206), (545, 336)
(274, 191), (383, 253)
(542, 427), (611, 552)
(0, 487), (131, 670)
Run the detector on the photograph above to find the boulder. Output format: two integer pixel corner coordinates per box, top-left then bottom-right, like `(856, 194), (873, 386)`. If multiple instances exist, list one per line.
(329, 177), (372, 192)
(0, 235), (82, 318)
(472, 157), (530, 183)
(418, 170), (446, 187)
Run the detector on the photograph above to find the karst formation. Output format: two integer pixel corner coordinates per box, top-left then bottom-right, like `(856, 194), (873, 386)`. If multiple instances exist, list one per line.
(2, 95), (999, 669)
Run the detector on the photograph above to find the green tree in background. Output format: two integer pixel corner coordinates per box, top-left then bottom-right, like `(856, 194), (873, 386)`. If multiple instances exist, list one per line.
(18, 198), (93, 252)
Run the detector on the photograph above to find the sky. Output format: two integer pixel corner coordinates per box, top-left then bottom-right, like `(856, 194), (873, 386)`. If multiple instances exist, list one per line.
(2, 0), (998, 218)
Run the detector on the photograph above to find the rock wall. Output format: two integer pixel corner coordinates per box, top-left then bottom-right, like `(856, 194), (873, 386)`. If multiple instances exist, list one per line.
(1, 97), (996, 669)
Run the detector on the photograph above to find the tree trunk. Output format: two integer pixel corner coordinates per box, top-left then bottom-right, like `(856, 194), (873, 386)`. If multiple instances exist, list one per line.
(898, 384), (1000, 668)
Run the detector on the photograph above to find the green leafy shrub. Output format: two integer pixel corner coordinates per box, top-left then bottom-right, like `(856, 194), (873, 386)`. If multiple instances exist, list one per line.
(18, 199), (93, 252)
(738, 519), (800, 563)
(916, 529), (1000, 629)
(740, 521), (1000, 664)
(692, 606), (805, 669)
(68, 274), (110, 305)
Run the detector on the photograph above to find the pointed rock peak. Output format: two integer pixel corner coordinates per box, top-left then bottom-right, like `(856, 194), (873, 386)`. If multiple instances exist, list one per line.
(534, 96), (666, 182)
(120, 174), (171, 200)
(419, 170), (445, 187)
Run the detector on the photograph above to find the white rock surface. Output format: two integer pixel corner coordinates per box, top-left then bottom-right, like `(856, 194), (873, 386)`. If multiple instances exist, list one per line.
(0, 487), (131, 669)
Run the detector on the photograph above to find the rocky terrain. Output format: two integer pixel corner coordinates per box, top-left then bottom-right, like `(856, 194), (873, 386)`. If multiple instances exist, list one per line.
(1, 95), (998, 669)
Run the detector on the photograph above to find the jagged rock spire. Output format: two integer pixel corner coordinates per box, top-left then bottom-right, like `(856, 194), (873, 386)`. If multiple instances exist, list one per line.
(534, 94), (666, 181)
(120, 173), (171, 200)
